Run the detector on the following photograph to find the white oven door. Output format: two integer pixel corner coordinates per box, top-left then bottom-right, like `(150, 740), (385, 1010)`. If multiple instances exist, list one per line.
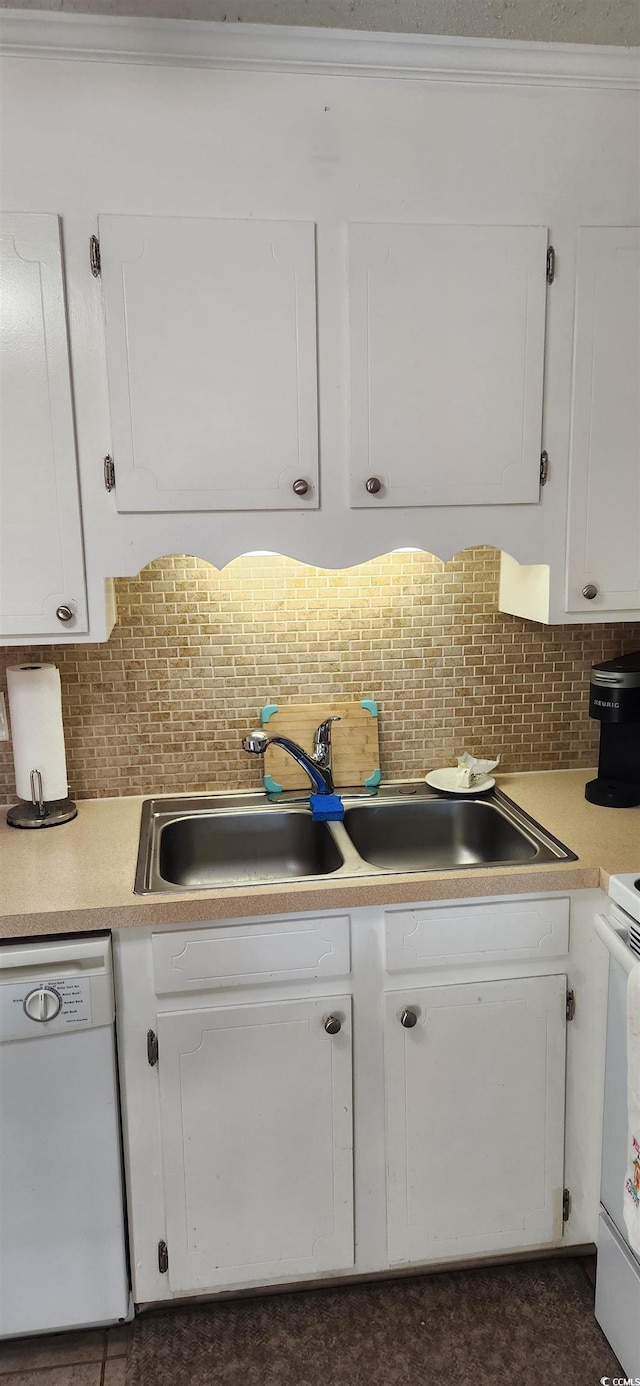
(593, 909), (640, 1378)
(598, 917), (637, 1241)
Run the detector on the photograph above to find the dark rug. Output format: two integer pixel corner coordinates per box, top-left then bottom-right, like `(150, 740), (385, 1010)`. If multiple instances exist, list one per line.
(126, 1258), (621, 1386)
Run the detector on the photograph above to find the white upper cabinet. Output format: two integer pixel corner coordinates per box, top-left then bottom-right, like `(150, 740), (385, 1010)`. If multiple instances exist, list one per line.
(99, 215), (319, 513)
(0, 213), (88, 637)
(348, 225), (549, 508)
(500, 225), (640, 623)
(565, 228), (640, 614)
(1, 21), (636, 609)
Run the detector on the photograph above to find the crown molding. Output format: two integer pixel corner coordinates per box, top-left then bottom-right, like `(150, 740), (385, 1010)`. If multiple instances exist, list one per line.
(0, 9), (638, 89)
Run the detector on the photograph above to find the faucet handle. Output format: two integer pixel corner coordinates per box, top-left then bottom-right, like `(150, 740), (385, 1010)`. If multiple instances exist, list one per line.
(314, 715), (340, 740)
(313, 715), (341, 765)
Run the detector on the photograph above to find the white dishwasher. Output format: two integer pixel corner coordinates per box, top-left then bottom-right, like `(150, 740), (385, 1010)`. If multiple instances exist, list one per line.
(0, 934), (130, 1338)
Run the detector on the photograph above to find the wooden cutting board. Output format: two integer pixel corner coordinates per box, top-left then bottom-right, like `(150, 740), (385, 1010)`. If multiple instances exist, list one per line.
(259, 700), (380, 793)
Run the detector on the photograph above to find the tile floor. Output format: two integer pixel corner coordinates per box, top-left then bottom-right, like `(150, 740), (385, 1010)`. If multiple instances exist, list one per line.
(0, 1324), (131, 1385)
(0, 1259), (600, 1384)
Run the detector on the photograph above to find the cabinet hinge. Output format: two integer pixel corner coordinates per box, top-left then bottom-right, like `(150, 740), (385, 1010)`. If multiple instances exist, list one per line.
(566, 989), (576, 1022)
(90, 234), (101, 277)
(546, 245), (555, 284)
(103, 455), (116, 492)
(158, 1240), (169, 1274)
(147, 1029), (159, 1067)
(562, 1188), (571, 1222)
(539, 450), (549, 487)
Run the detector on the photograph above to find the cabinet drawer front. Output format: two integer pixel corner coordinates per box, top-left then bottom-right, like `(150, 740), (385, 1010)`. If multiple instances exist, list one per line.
(152, 914), (351, 993)
(384, 897), (569, 973)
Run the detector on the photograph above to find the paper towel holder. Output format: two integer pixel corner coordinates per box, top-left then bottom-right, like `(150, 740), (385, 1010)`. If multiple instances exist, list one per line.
(6, 768), (77, 829)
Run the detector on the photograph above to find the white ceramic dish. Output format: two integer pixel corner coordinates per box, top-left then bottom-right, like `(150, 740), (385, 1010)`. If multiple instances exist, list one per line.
(425, 769), (496, 796)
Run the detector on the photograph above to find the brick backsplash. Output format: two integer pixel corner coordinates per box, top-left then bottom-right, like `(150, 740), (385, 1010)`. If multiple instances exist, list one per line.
(1, 547), (639, 803)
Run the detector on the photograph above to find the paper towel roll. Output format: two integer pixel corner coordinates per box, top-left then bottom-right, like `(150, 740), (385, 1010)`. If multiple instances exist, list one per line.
(6, 664), (69, 802)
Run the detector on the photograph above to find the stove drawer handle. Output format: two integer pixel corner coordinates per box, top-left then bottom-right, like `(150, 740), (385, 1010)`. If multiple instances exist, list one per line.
(593, 913), (637, 975)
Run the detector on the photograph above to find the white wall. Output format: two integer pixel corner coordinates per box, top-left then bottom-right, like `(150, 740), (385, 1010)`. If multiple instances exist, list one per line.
(1, 0), (638, 47)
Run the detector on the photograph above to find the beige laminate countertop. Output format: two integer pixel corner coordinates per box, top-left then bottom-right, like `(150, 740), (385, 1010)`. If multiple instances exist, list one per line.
(1, 770), (638, 939)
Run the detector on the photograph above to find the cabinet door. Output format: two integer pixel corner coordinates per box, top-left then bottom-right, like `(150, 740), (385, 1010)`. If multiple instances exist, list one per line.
(566, 228), (640, 614)
(348, 224), (548, 508)
(99, 215), (319, 513)
(385, 974), (566, 1265)
(0, 214), (87, 636)
(157, 996), (353, 1293)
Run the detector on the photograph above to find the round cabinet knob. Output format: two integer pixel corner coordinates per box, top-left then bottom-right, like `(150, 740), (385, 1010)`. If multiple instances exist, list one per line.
(582, 584), (598, 601)
(23, 986), (62, 1023)
(400, 1009), (418, 1029)
(324, 1014), (341, 1035)
(55, 605), (74, 623)
(365, 477), (382, 495)
(292, 478), (309, 496)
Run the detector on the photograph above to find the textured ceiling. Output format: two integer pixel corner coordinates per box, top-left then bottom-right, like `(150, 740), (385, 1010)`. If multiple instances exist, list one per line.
(2, 0), (639, 46)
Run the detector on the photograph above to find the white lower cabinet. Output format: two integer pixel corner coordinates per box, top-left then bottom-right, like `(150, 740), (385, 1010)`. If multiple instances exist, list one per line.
(384, 975), (567, 1265)
(115, 891), (607, 1305)
(157, 995), (354, 1293)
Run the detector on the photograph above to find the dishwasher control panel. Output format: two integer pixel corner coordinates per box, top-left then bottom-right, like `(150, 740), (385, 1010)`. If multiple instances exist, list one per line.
(0, 935), (114, 1042)
(0, 976), (92, 1039)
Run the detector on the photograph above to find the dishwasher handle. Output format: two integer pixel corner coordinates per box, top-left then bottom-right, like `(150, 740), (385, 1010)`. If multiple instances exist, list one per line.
(594, 913), (638, 976)
(0, 935), (111, 980)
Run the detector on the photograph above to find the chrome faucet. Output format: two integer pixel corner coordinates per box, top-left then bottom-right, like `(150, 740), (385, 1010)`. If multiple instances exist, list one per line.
(242, 716), (341, 795)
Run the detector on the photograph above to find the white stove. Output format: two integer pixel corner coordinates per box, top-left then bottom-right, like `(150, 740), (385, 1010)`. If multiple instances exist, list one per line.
(593, 872), (640, 1377)
(607, 872), (640, 959)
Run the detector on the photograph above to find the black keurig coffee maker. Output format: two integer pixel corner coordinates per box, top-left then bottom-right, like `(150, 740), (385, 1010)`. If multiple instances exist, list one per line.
(585, 651), (640, 808)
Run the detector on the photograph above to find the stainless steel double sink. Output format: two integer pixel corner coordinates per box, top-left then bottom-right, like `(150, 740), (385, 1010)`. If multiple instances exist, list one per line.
(135, 783), (576, 894)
